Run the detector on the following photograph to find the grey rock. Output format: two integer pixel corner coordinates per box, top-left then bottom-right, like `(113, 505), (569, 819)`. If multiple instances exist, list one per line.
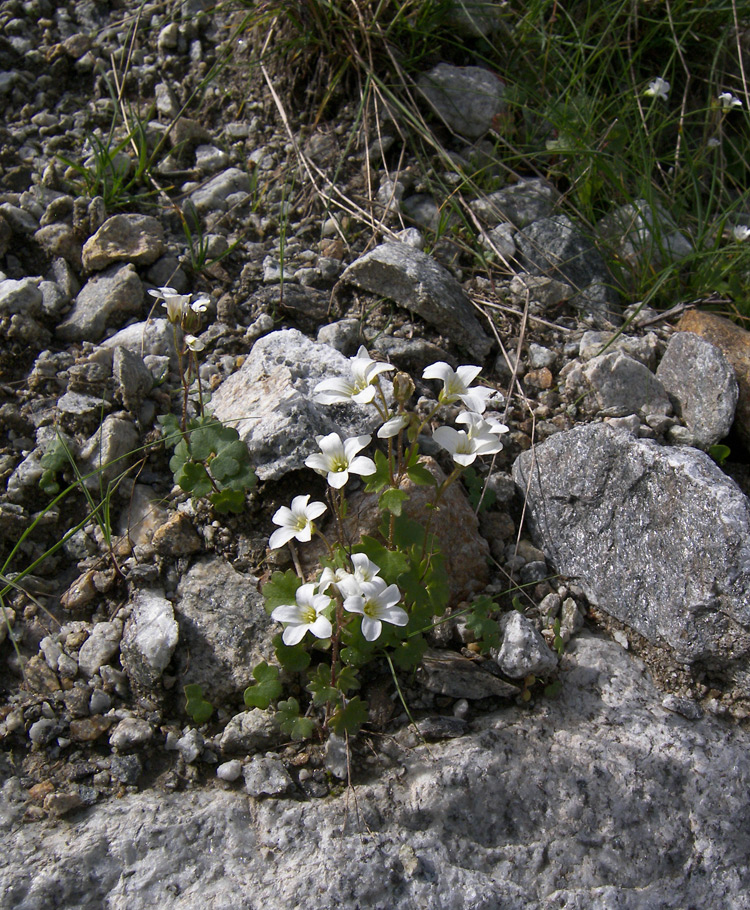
(28, 717), (58, 746)
(78, 416), (140, 490)
(176, 728), (204, 764)
(0, 277), (43, 317)
(195, 145), (230, 174)
(516, 214), (610, 289)
(598, 199), (693, 273)
(418, 63), (506, 139)
(415, 715), (469, 740)
(5, 447), (45, 504)
(188, 167), (251, 214)
(109, 754), (142, 785)
(470, 178), (558, 228)
(78, 622), (122, 678)
(219, 709), (280, 754)
(100, 318), (179, 370)
(512, 423), (750, 687)
(655, 332), (738, 447)
(579, 329), (661, 370)
(243, 756), (293, 798)
(216, 759), (243, 782)
(112, 345), (154, 414)
(57, 263), (144, 343)
(508, 273), (573, 313)
(527, 343), (556, 369)
(316, 318), (361, 354)
(82, 214), (165, 272)
(34, 223), (84, 269)
(341, 243), (490, 359)
(4, 635), (750, 909)
(662, 694), (703, 720)
(174, 559), (275, 702)
(89, 689), (112, 715)
(583, 351), (672, 418)
(108, 717), (153, 752)
(494, 612), (558, 678)
(416, 648), (519, 699)
(0, 202), (39, 234)
(120, 590), (179, 690)
(481, 222), (516, 261)
(401, 194), (442, 232)
(211, 328), (385, 481)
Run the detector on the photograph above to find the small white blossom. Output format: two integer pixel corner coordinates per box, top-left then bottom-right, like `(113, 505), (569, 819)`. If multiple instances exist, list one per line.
(377, 414), (409, 439)
(344, 577), (407, 642)
(718, 92), (742, 110)
(644, 77), (670, 101)
(184, 334), (205, 352)
(314, 346), (394, 405)
(707, 137), (721, 148)
(269, 495), (327, 549)
(271, 583), (333, 646)
(433, 412), (507, 466)
(320, 553), (382, 599)
(733, 225), (750, 242)
(305, 433), (376, 489)
(422, 362), (493, 413)
(190, 295), (211, 313)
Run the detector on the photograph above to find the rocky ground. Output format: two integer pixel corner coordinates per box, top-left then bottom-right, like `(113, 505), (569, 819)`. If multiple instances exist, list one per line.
(2, 1), (750, 906)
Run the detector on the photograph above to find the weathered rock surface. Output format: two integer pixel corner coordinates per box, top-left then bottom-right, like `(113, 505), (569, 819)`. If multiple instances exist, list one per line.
(210, 329), (384, 481)
(417, 63), (506, 139)
(513, 423), (750, 689)
(56, 263), (144, 343)
(341, 242), (491, 360)
(582, 350), (672, 418)
(120, 589), (179, 691)
(677, 308), (750, 450)
(3, 634), (750, 909)
(81, 214), (165, 272)
(174, 558), (276, 702)
(655, 331), (738, 447)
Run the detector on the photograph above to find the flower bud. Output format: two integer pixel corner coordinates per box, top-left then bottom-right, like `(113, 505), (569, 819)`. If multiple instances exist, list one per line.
(393, 371), (415, 405)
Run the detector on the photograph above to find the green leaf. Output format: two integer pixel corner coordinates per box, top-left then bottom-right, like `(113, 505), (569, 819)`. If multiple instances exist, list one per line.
(184, 684), (213, 724)
(391, 634), (428, 669)
(275, 697), (315, 741)
(462, 466), (496, 512)
(391, 513), (428, 550)
(406, 463), (437, 486)
(329, 696), (368, 736)
(363, 449), (392, 493)
(355, 537), (409, 585)
(174, 460), (212, 497)
(274, 634), (312, 671)
(544, 679), (562, 698)
(243, 662), (283, 709)
(263, 570), (303, 613)
(335, 664), (361, 694)
(307, 664), (340, 706)
(465, 595), (501, 653)
(210, 488), (246, 513)
(379, 488), (409, 516)
(209, 453), (240, 482)
(708, 443), (731, 466)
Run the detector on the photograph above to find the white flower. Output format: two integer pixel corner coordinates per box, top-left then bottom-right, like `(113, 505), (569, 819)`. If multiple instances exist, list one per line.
(190, 295), (210, 314)
(644, 77), (670, 101)
(422, 362), (493, 413)
(314, 346), (394, 405)
(718, 92), (742, 110)
(377, 414), (409, 439)
(269, 494), (327, 549)
(148, 286), (191, 324)
(305, 433), (376, 488)
(707, 137), (721, 148)
(320, 553), (382, 598)
(733, 225), (750, 242)
(184, 334), (205, 352)
(271, 583), (333, 646)
(433, 413), (507, 466)
(344, 577), (407, 642)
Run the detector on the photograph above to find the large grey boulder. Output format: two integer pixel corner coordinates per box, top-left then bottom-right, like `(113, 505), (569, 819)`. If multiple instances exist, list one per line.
(341, 242), (491, 360)
(512, 423), (750, 689)
(211, 328), (387, 481)
(2, 634), (750, 908)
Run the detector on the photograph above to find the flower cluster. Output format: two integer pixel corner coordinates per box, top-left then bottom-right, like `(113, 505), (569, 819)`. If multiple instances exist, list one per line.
(149, 286), (210, 334)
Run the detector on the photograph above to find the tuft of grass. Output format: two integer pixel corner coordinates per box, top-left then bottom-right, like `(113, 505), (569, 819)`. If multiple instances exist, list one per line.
(233, 0), (750, 319)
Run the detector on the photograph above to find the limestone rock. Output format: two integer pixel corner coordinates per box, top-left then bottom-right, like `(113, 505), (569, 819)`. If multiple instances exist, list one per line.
(656, 331), (738, 447)
(82, 214), (165, 272)
(341, 242), (490, 360)
(677, 309), (750, 450)
(513, 423), (750, 689)
(582, 350), (672, 418)
(120, 590), (179, 690)
(56, 263), (144, 343)
(210, 329), (384, 481)
(417, 63), (506, 139)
